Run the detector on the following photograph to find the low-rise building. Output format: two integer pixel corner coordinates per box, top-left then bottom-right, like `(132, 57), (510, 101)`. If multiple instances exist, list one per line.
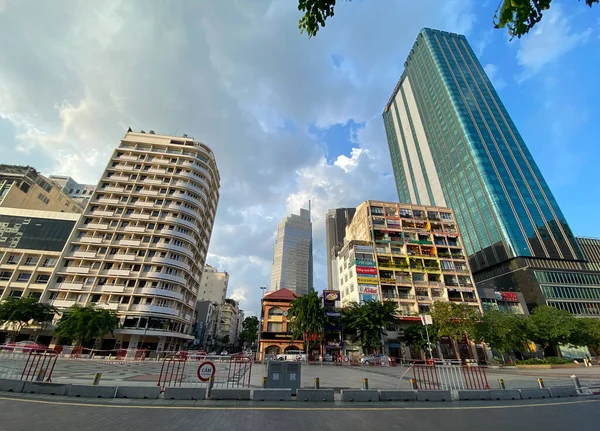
(0, 207), (81, 344)
(216, 298), (239, 348)
(258, 288), (302, 360)
(48, 175), (96, 206)
(0, 165), (84, 214)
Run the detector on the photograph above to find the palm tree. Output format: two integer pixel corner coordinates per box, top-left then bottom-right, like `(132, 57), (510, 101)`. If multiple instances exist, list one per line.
(341, 300), (399, 354)
(54, 305), (119, 347)
(287, 291), (328, 358)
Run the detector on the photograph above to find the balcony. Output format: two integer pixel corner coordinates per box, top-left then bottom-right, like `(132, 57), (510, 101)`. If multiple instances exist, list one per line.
(87, 223), (109, 230)
(104, 186), (124, 193)
(102, 285), (126, 293)
(131, 304), (180, 317)
(109, 175), (130, 181)
(97, 198), (119, 205)
(118, 239), (141, 247)
(149, 256), (191, 272)
(57, 283), (84, 291)
(92, 210), (114, 217)
(133, 201), (155, 208)
(114, 253), (136, 261)
(95, 302), (119, 311)
(107, 269), (131, 276)
(72, 251), (97, 259)
(397, 294), (415, 301)
(140, 287), (183, 301)
(142, 178), (163, 185)
(53, 299), (77, 308)
(130, 213), (150, 220)
(65, 266), (91, 274)
(124, 226), (145, 233)
(416, 296), (432, 302)
(139, 189), (159, 196)
(145, 271), (187, 285)
(80, 237), (103, 244)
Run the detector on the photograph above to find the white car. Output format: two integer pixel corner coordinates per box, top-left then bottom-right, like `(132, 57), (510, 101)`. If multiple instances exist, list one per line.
(276, 351), (307, 361)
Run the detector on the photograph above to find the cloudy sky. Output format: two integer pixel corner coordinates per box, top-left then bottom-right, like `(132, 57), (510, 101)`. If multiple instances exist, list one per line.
(1, 0), (599, 315)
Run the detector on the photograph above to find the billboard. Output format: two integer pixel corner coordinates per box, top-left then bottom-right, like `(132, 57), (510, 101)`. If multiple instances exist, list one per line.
(359, 285), (379, 295)
(323, 290), (340, 302)
(357, 276), (378, 285)
(356, 266), (377, 275)
(355, 259), (376, 267)
(354, 245), (374, 253)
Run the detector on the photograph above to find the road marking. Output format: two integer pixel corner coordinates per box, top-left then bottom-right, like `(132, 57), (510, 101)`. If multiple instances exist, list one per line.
(0, 396), (598, 411)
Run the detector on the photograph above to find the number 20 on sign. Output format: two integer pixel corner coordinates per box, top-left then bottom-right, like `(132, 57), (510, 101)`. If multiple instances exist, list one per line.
(197, 361), (216, 382)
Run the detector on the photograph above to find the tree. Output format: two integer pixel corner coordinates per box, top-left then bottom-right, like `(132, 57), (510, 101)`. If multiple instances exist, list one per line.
(569, 317), (600, 356)
(238, 316), (259, 348)
(297, 0), (598, 39)
(476, 310), (529, 362)
(430, 302), (480, 342)
(221, 334), (230, 347)
(526, 305), (576, 357)
(288, 291), (328, 354)
(0, 297), (57, 338)
(400, 324), (436, 359)
(341, 300), (398, 353)
(494, 0), (598, 39)
(54, 305), (119, 346)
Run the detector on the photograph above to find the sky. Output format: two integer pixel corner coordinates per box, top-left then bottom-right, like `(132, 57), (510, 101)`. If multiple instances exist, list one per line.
(0, 0), (599, 316)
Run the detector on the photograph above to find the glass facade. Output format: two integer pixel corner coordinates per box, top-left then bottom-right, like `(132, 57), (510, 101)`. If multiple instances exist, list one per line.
(0, 215), (76, 251)
(383, 28), (583, 272)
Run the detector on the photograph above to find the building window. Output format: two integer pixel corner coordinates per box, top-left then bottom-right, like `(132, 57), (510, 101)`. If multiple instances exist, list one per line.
(0, 271), (12, 281)
(16, 273), (31, 282)
(267, 322), (283, 332)
(268, 307), (284, 316)
(6, 255), (18, 264)
(34, 274), (50, 284)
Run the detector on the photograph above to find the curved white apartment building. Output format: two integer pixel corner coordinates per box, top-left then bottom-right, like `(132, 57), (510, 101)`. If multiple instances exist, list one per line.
(46, 131), (220, 352)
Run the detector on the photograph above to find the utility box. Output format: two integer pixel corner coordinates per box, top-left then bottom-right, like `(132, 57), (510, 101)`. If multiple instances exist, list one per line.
(265, 361), (301, 390)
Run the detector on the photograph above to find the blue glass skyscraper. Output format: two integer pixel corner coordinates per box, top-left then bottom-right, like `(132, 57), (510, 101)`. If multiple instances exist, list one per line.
(383, 29), (600, 315)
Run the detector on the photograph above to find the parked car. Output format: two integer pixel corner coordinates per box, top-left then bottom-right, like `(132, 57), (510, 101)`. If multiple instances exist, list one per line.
(319, 354), (333, 362)
(360, 353), (389, 365)
(220, 350), (229, 356)
(276, 350), (307, 361)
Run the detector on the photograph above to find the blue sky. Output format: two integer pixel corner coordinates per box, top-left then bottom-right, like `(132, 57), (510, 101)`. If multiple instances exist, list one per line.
(0, 0), (598, 314)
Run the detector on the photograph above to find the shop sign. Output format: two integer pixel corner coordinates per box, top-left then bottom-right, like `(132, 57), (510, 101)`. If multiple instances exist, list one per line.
(354, 245), (374, 253)
(359, 286), (379, 295)
(326, 311), (341, 317)
(500, 292), (518, 302)
(357, 276), (378, 285)
(355, 259), (375, 267)
(356, 266), (377, 275)
(323, 290), (340, 301)
(260, 332), (293, 340)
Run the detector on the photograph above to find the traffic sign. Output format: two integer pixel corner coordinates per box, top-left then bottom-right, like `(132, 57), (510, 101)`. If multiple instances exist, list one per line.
(197, 361), (216, 382)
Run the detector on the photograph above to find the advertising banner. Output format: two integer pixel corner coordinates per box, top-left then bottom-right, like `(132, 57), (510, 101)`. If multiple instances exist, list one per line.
(356, 266), (377, 275)
(357, 276), (378, 285)
(354, 245), (374, 253)
(355, 259), (375, 267)
(500, 292), (518, 302)
(323, 290), (340, 302)
(359, 285), (379, 295)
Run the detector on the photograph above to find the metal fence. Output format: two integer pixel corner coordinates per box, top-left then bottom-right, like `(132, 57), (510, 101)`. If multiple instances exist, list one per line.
(0, 346), (58, 382)
(157, 354), (252, 392)
(413, 364), (490, 390)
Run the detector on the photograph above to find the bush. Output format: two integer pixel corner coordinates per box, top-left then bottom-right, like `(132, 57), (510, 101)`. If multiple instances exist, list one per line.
(515, 357), (572, 365)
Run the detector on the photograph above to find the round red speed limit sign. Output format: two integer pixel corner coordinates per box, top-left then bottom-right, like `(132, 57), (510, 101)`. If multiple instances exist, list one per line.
(197, 361), (216, 382)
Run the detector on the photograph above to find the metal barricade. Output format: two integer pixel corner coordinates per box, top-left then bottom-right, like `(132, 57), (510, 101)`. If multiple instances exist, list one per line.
(413, 364), (489, 390)
(157, 354), (253, 392)
(0, 346), (58, 382)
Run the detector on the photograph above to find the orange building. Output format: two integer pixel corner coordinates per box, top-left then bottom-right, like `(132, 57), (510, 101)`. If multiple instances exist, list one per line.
(258, 288), (303, 360)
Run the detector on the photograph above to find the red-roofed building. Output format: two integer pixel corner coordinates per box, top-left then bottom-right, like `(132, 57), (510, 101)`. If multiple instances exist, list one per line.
(258, 288), (303, 360)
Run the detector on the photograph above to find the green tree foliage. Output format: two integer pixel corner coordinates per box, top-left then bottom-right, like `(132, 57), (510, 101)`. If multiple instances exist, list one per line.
(430, 302), (480, 341)
(0, 297), (57, 336)
(400, 324), (437, 357)
(54, 305), (119, 346)
(288, 291), (328, 350)
(494, 0), (598, 39)
(570, 318), (600, 355)
(476, 310), (529, 360)
(297, 0), (598, 39)
(526, 305), (576, 356)
(222, 334), (230, 346)
(341, 300), (398, 353)
(238, 316), (259, 347)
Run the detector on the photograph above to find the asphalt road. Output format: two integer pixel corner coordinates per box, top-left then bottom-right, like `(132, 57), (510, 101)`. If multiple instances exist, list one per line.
(1, 395), (599, 431)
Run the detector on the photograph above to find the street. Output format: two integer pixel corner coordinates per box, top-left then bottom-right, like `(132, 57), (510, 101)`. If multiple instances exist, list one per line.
(0, 394), (599, 431)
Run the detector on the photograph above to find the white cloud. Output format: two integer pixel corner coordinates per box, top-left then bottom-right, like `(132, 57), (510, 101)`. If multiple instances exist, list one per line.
(516, 5), (592, 81)
(483, 63), (507, 90)
(0, 0), (476, 315)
